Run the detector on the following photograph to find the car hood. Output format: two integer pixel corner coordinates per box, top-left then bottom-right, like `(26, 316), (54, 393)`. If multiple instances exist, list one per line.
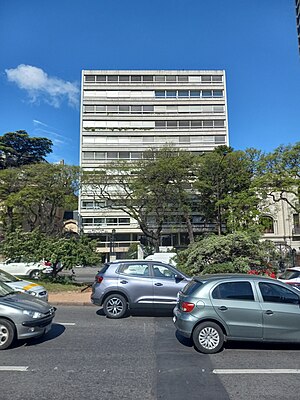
(4, 280), (46, 293)
(0, 293), (52, 313)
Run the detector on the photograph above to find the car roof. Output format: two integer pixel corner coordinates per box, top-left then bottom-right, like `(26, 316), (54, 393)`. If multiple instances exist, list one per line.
(193, 273), (278, 283)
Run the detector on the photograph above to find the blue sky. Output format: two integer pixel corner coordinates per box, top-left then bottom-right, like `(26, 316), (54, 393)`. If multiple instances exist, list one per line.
(1, 0), (299, 165)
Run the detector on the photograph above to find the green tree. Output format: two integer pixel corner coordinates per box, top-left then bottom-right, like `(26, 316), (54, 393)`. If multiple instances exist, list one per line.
(0, 230), (100, 277)
(254, 142), (300, 213)
(0, 163), (79, 235)
(194, 146), (261, 234)
(176, 231), (279, 275)
(0, 130), (52, 169)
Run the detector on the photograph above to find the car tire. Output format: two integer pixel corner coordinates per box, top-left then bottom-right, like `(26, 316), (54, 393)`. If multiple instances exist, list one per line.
(192, 322), (224, 354)
(0, 319), (16, 350)
(103, 294), (128, 319)
(29, 269), (41, 280)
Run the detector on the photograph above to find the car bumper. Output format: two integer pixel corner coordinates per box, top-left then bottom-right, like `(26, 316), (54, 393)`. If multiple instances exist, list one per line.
(173, 306), (199, 338)
(17, 316), (55, 340)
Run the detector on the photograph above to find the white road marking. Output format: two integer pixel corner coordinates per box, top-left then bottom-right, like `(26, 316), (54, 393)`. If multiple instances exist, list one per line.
(56, 322), (76, 326)
(213, 369), (300, 374)
(0, 366), (28, 372)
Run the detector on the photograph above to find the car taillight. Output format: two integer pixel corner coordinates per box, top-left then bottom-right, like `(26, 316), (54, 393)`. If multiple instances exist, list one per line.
(181, 301), (195, 312)
(96, 275), (103, 284)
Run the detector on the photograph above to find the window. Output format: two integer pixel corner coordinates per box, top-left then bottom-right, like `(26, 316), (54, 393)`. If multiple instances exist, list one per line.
(96, 75), (106, 82)
(82, 218), (93, 224)
(212, 282), (254, 301)
(85, 75), (95, 82)
(107, 105), (118, 112)
(213, 90), (223, 97)
(131, 152), (143, 159)
(179, 136), (190, 143)
(179, 121), (189, 128)
(167, 121), (177, 128)
(131, 75), (142, 82)
(118, 218), (130, 224)
(119, 105), (130, 113)
(215, 136), (226, 144)
(119, 75), (130, 82)
(153, 264), (176, 279)
(143, 105), (154, 113)
(178, 75), (188, 82)
(191, 120), (202, 128)
(155, 76), (165, 82)
(155, 121), (166, 128)
(190, 90), (200, 97)
(107, 152), (118, 159)
(178, 90), (189, 97)
(212, 76), (223, 82)
(119, 263), (150, 276)
(95, 105), (106, 112)
(94, 152), (105, 159)
(83, 152), (94, 159)
(106, 218), (118, 224)
(166, 91), (176, 98)
(84, 105), (94, 113)
(201, 75), (212, 82)
(214, 120), (225, 128)
(166, 76), (176, 82)
(155, 90), (165, 98)
(107, 75), (118, 82)
(143, 75), (153, 82)
(132, 105), (142, 113)
(202, 90), (212, 98)
(119, 151), (130, 159)
(259, 282), (299, 305)
(94, 218), (105, 224)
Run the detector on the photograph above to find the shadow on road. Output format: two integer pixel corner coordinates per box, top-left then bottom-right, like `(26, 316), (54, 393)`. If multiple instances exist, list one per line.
(224, 340), (300, 352)
(95, 307), (174, 319)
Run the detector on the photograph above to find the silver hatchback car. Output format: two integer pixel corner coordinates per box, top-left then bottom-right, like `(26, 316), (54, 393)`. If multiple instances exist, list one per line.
(91, 260), (190, 318)
(173, 274), (300, 354)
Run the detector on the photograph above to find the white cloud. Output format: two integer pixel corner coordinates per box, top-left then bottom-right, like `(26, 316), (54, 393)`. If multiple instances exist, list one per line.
(5, 64), (80, 108)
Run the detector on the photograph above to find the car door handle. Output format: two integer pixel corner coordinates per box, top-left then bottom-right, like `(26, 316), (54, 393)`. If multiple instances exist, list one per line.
(154, 283), (163, 286)
(265, 310), (273, 315)
(218, 306), (228, 311)
(120, 280), (128, 284)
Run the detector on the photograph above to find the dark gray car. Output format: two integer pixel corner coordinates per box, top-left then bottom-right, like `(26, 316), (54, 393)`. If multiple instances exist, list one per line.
(173, 274), (300, 354)
(91, 260), (190, 318)
(0, 281), (55, 350)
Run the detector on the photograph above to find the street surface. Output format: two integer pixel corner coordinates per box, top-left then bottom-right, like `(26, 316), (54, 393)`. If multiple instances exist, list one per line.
(1, 306), (300, 400)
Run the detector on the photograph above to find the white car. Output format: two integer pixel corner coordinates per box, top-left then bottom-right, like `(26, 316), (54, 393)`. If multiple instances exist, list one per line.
(278, 267), (300, 289)
(0, 259), (52, 279)
(0, 269), (48, 301)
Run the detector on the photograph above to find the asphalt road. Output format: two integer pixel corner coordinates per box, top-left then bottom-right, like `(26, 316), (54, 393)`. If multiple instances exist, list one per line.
(1, 306), (300, 400)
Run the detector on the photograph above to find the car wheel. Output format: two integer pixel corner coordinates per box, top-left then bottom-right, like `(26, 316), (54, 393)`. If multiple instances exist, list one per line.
(0, 319), (16, 350)
(29, 269), (41, 280)
(192, 322), (224, 354)
(103, 294), (127, 319)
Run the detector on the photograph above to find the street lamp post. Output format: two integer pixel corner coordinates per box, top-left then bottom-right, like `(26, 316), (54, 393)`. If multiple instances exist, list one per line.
(109, 228), (116, 261)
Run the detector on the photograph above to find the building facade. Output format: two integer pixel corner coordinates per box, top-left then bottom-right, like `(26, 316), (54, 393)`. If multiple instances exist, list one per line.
(79, 70), (229, 259)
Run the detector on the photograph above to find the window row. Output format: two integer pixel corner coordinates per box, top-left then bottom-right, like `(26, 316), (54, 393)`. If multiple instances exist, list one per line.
(83, 89), (224, 99)
(81, 200), (106, 209)
(84, 74), (223, 84)
(82, 217), (130, 225)
(83, 104), (225, 114)
(83, 119), (225, 130)
(155, 90), (223, 98)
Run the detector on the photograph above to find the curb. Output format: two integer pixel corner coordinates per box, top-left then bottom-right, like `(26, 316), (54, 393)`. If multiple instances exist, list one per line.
(50, 301), (95, 306)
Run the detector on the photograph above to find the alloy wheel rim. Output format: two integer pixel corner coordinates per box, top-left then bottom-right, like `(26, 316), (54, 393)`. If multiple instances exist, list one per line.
(198, 327), (220, 349)
(106, 298), (124, 315)
(0, 325), (9, 346)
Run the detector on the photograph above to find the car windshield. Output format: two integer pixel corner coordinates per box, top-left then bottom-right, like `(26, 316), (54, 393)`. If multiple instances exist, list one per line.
(0, 269), (19, 283)
(0, 281), (16, 297)
(279, 270), (300, 280)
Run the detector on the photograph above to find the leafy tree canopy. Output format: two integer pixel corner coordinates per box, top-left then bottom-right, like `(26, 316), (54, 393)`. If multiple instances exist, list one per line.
(176, 231), (279, 275)
(0, 130), (52, 169)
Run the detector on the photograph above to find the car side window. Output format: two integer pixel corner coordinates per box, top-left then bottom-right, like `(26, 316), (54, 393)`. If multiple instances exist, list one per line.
(212, 281), (254, 301)
(153, 264), (176, 279)
(259, 282), (299, 305)
(119, 264), (150, 277)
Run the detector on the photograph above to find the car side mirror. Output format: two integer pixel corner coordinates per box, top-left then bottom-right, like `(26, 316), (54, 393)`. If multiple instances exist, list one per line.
(175, 274), (184, 281)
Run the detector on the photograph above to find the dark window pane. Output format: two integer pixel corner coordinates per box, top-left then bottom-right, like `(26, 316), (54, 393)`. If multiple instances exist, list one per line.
(84, 106), (94, 112)
(202, 90), (212, 97)
(203, 120), (214, 127)
(201, 75), (212, 82)
(259, 282), (299, 304)
(179, 121), (189, 128)
(119, 105), (130, 112)
(143, 75), (154, 82)
(155, 76), (165, 82)
(214, 120), (225, 127)
(131, 76), (142, 82)
(178, 90), (189, 97)
(167, 120), (177, 128)
(107, 75), (118, 82)
(83, 152), (94, 159)
(166, 76), (177, 82)
(96, 75), (106, 82)
(107, 105), (118, 112)
(107, 152), (118, 159)
(119, 151), (130, 159)
(155, 90), (165, 97)
(166, 91), (177, 98)
(190, 90), (200, 97)
(118, 218), (130, 224)
(155, 121), (166, 128)
(213, 90), (223, 97)
(143, 105), (154, 113)
(85, 75), (95, 82)
(132, 105), (142, 113)
(95, 105), (106, 112)
(191, 120), (202, 128)
(119, 75), (130, 82)
(212, 76), (223, 82)
(131, 152), (142, 159)
(212, 282), (254, 301)
(178, 75), (188, 82)
(94, 152), (105, 159)
(215, 136), (226, 144)
(94, 218), (105, 224)
(82, 218), (93, 224)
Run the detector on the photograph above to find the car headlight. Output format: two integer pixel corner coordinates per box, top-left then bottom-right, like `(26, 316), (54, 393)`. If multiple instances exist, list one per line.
(28, 291), (37, 296)
(23, 310), (43, 319)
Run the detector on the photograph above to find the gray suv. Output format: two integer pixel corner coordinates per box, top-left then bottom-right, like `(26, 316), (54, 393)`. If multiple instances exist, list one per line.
(173, 274), (300, 354)
(91, 260), (190, 318)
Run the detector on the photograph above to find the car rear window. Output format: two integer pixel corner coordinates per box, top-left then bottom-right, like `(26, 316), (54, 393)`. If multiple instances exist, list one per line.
(279, 270), (300, 280)
(98, 264), (110, 274)
(181, 280), (203, 295)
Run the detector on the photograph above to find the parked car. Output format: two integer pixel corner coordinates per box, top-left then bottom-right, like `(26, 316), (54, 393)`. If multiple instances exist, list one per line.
(173, 274), (300, 354)
(0, 281), (55, 350)
(91, 260), (190, 318)
(0, 269), (48, 301)
(278, 267), (300, 288)
(0, 258), (53, 279)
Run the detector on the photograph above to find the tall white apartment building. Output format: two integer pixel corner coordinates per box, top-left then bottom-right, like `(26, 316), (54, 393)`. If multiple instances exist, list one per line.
(79, 70), (229, 260)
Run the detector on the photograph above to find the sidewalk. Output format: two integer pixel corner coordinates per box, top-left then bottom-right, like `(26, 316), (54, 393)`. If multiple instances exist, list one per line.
(48, 287), (93, 306)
